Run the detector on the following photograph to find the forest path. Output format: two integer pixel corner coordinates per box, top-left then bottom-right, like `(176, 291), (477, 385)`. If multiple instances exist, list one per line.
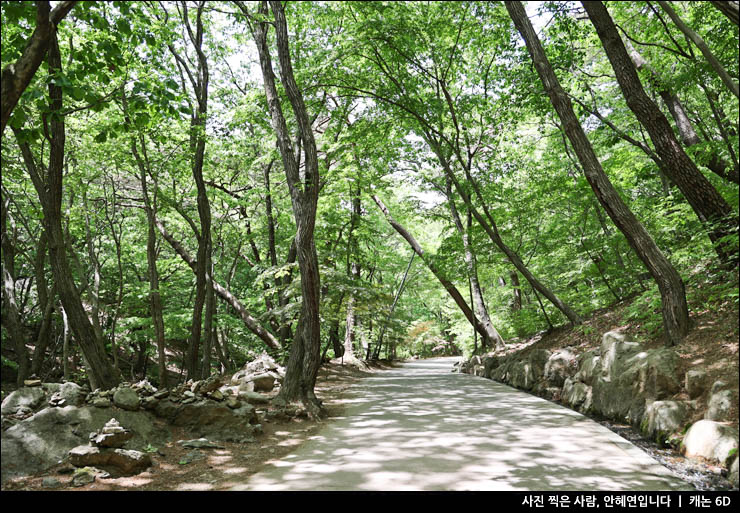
(233, 357), (690, 491)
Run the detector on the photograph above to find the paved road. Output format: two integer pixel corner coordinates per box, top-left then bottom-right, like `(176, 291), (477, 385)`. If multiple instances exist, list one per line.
(234, 357), (690, 491)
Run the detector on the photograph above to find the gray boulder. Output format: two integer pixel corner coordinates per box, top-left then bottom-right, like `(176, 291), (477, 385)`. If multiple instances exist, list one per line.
(599, 331), (641, 382)
(1, 387), (46, 416)
(69, 445), (109, 468)
(113, 387), (140, 411)
(508, 361), (537, 390)
(89, 418), (133, 448)
(68, 445), (151, 476)
(682, 420), (738, 464)
(705, 388), (736, 422)
(729, 456), (738, 489)
(685, 369), (708, 399)
(154, 399), (259, 442)
(592, 333), (680, 426)
(250, 373), (276, 392)
(642, 400), (689, 441)
(1, 405), (169, 484)
(44, 382), (86, 408)
(574, 349), (600, 386)
(543, 348), (578, 387)
(562, 378), (592, 412)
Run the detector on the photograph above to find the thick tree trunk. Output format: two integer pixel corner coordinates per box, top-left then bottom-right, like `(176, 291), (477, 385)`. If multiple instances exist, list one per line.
(18, 31), (119, 388)
(249, 0), (324, 416)
(711, 1), (740, 25)
(584, 2), (738, 264)
(0, 1), (76, 135)
(507, 1), (690, 345)
(625, 40), (738, 184)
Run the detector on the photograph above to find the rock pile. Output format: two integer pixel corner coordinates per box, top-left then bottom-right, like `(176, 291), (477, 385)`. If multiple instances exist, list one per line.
(1, 353), (284, 484)
(67, 418), (153, 478)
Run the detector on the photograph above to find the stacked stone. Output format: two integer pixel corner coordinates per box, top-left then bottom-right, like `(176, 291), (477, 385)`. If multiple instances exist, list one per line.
(67, 418), (152, 478)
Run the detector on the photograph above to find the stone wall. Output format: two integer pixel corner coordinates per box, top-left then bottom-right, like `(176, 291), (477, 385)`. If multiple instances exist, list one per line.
(458, 331), (739, 488)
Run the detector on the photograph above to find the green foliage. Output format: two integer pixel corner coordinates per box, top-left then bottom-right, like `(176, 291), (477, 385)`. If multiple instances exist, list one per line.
(0, 0), (736, 388)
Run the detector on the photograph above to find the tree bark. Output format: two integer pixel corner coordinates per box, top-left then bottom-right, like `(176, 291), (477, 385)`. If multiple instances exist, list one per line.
(165, 2), (215, 380)
(624, 40), (738, 184)
(343, 180), (362, 360)
(1, 193), (30, 385)
(711, 1), (740, 25)
(372, 194), (499, 345)
(132, 134), (168, 389)
(436, 149), (582, 326)
(248, 0), (324, 416)
(507, 1), (690, 345)
(583, 1), (738, 265)
(0, 1), (76, 135)
(14, 31), (119, 388)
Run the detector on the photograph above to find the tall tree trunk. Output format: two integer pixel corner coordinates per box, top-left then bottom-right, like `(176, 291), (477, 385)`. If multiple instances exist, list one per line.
(169, 2), (215, 380)
(507, 1), (690, 345)
(249, 0), (324, 415)
(510, 271), (522, 312)
(372, 194), (497, 345)
(373, 252), (415, 359)
(133, 136), (168, 389)
(584, 1), (738, 264)
(436, 150), (582, 326)
(445, 178), (505, 351)
(14, 31), (118, 388)
(343, 180), (362, 360)
(625, 40), (738, 184)
(81, 187), (104, 346)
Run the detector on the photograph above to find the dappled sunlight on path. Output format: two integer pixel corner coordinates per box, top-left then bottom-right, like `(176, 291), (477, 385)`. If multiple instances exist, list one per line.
(233, 358), (689, 491)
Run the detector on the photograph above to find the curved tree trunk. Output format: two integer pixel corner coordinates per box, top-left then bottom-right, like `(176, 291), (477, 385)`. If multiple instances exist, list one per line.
(657, 1), (739, 98)
(14, 31), (119, 389)
(0, 1), (76, 135)
(1, 193), (30, 386)
(372, 194), (500, 345)
(249, 0), (324, 416)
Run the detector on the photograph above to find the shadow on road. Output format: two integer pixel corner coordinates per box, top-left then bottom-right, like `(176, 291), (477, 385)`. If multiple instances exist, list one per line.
(235, 358), (688, 491)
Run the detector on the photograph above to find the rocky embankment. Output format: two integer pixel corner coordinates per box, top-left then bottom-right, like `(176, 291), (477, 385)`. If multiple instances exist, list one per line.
(457, 331), (739, 489)
(1, 353), (283, 485)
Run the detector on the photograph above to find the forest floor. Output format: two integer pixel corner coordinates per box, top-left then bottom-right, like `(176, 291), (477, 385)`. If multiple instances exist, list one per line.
(2, 360), (397, 492)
